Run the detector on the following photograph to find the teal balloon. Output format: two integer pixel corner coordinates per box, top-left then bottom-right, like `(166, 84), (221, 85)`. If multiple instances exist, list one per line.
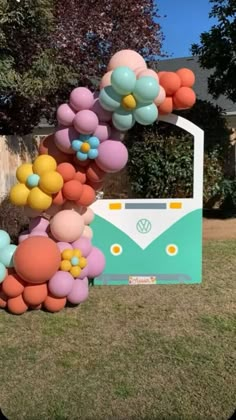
(134, 103), (158, 125)
(99, 86), (121, 111)
(133, 76), (160, 103)
(0, 262), (7, 283)
(26, 174), (40, 188)
(0, 244), (17, 268)
(112, 108), (135, 131)
(111, 66), (136, 95)
(0, 230), (10, 249)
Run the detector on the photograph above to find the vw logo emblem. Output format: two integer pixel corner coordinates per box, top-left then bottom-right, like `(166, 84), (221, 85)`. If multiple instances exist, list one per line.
(136, 219), (152, 234)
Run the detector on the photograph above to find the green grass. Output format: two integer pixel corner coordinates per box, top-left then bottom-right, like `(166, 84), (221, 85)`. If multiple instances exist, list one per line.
(0, 240), (236, 420)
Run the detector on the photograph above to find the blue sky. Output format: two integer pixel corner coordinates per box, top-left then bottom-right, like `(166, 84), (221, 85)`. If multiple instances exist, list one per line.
(157, 0), (217, 58)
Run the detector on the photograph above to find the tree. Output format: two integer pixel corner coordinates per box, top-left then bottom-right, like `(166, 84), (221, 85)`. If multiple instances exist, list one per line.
(191, 0), (236, 102)
(53, 0), (165, 85)
(0, 0), (75, 135)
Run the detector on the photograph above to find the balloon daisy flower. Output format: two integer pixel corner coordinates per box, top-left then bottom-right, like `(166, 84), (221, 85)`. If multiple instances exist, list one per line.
(10, 155), (64, 211)
(99, 66), (160, 131)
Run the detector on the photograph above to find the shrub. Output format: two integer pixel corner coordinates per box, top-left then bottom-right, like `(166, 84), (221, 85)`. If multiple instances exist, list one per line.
(0, 196), (29, 244)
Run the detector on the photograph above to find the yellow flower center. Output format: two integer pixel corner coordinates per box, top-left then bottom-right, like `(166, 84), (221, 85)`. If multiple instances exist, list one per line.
(80, 142), (91, 153)
(121, 94), (137, 110)
(60, 248), (87, 278)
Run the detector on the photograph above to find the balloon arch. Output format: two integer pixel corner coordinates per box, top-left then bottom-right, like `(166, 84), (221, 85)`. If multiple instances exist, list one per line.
(0, 50), (197, 314)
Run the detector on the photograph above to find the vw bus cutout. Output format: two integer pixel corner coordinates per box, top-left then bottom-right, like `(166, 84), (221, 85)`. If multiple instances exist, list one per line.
(91, 114), (204, 285)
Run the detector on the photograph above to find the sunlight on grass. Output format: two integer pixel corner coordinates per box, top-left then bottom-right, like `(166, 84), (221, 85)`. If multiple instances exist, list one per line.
(0, 241), (235, 419)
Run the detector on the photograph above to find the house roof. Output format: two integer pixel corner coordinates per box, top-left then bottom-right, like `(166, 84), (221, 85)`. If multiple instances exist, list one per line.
(156, 56), (236, 114)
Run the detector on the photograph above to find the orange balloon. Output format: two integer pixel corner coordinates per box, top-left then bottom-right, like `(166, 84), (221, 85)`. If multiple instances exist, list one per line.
(39, 135), (71, 164)
(7, 294), (28, 315)
(74, 168), (87, 184)
(44, 294), (66, 312)
(159, 72), (181, 96)
(157, 71), (166, 80)
(158, 97), (173, 115)
(86, 162), (105, 183)
(23, 283), (48, 306)
(2, 272), (25, 298)
(75, 184), (96, 207)
(62, 180), (83, 201)
(0, 290), (7, 309)
(173, 87), (196, 109)
(176, 68), (195, 87)
(57, 162), (76, 182)
(14, 237), (61, 284)
(52, 190), (66, 206)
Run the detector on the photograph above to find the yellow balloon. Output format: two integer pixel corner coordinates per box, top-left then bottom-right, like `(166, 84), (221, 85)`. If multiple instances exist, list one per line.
(62, 249), (74, 260)
(39, 171), (64, 194)
(73, 249), (82, 258)
(27, 187), (52, 211)
(70, 266), (81, 278)
(60, 260), (72, 271)
(79, 257), (87, 269)
(10, 184), (29, 206)
(32, 155), (57, 176)
(16, 164), (33, 183)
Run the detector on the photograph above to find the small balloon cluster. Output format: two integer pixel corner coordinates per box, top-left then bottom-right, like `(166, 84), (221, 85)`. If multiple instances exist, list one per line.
(0, 50), (196, 315)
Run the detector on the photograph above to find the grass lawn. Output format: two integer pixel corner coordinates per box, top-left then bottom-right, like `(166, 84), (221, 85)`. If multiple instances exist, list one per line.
(0, 240), (236, 420)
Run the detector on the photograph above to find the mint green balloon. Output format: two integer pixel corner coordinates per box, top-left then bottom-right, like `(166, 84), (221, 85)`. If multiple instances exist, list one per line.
(0, 262), (7, 283)
(99, 86), (121, 111)
(111, 66), (136, 95)
(112, 108), (135, 131)
(134, 103), (158, 125)
(133, 76), (160, 103)
(0, 230), (10, 249)
(0, 244), (17, 268)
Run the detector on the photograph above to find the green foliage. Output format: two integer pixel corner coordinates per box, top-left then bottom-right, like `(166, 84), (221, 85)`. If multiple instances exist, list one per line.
(191, 0), (236, 102)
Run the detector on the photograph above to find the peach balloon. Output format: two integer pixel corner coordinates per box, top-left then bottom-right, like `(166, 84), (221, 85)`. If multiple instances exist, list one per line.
(50, 210), (85, 242)
(158, 97), (173, 115)
(107, 50), (147, 71)
(7, 295), (28, 315)
(80, 207), (95, 225)
(44, 294), (66, 313)
(82, 226), (93, 239)
(154, 86), (166, 106)
(2, 272), (25, 298)
(100, 71), (113, 89)
(176, 68), (195, 87)
(136, 69), (159, 82)
(23, 283), (48, 306)
(134, 66), (147, 76)
(14, 237), (61, 284)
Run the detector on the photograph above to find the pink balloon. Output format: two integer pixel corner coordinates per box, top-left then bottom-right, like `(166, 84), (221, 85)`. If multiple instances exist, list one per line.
(19, 231), (29, 243)
(107, 50), (147, 71)
(72, 237), (92, 257)
(67, 278), (89, 304)
(69, 87), (94, 111)
(78, 266), (89, 279)
(137, 69), (159, 82)
(57, 104), (75, 126)
(73, 110), (98, 135)
(99, 71), (112, 89)
(29, 230), (48, 238)
(93, 123), (111, 142)
(57, 242), (73, 252)
(29, 217), (49, 233)
(92, 94), (112, 122)
(54, 126), (78, 154)
(49, 271), (74, 298)
(154, 85), (166, 106)
(50, 210), (85, 242)
(96, 140), (128, 173)
(87, 247), (106, 278)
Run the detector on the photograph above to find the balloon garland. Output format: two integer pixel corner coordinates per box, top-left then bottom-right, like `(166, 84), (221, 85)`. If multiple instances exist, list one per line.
(0, 50), (196, 315)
